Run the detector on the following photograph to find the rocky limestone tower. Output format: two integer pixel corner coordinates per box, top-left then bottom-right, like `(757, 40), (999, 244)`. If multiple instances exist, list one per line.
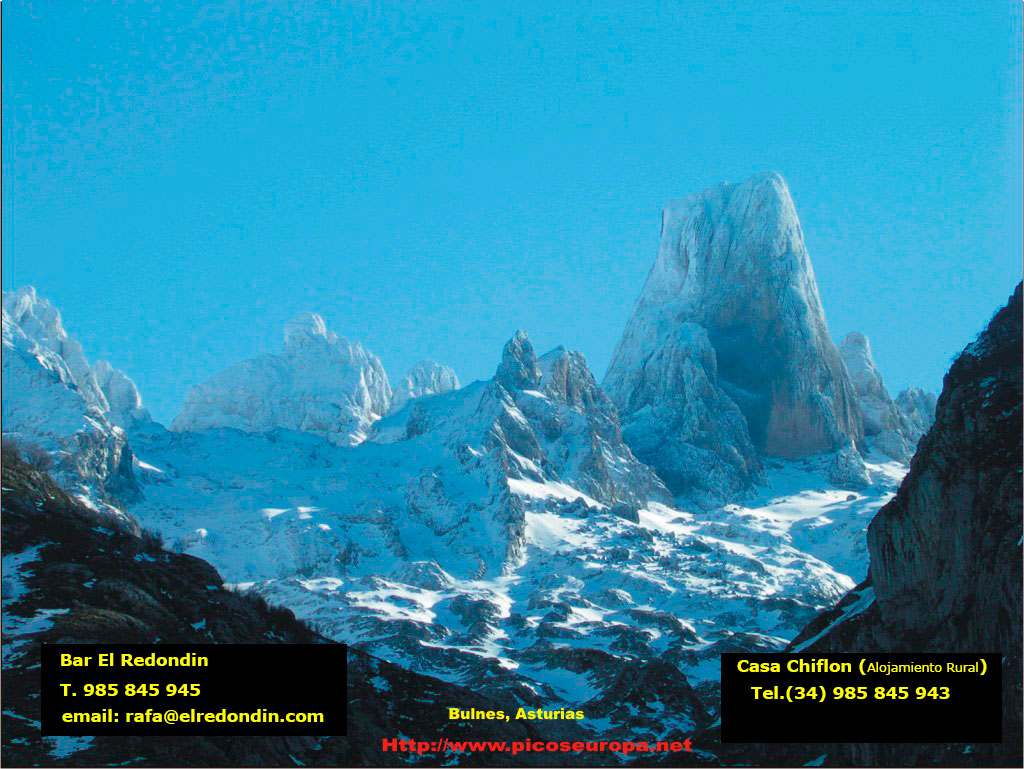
(172, 312), (391, 446)
(605, 172), (863, 498)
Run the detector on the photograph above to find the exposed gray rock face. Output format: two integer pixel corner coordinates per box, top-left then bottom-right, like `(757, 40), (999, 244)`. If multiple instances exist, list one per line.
(172, 312), (392, 446)
(789, 283), (1023, 767)
(839, 331), (915, 461)
(605, 172), (863, 501)
(389, 360), (460, 414)
(1, 287), (142, 502)
(895, 385), (936, 445)
(604, 322), (759, 507)
(495, 329), (542, 391)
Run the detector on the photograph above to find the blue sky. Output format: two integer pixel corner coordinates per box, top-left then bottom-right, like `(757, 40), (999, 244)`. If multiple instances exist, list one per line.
(4, 1), (1021, 424)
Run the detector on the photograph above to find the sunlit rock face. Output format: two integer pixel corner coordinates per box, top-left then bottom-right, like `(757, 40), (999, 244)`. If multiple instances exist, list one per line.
(605, 172), (863, 502)
(172, 312), (392, 446)
(2, 287), (144, 502)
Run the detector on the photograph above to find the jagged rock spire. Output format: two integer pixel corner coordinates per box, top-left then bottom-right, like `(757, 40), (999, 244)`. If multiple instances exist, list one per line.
(495, 330), (541, 391)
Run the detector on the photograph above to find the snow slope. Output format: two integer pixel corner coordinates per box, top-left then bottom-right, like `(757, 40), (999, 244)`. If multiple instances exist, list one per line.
(2, 277), (915, 741)
(127, 331), (906, 736)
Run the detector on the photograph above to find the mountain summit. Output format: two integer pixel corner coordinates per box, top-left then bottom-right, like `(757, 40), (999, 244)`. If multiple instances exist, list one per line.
(605, 172), (863, 502)
(1, 287), (147, 501)
(390, 360), (461, 415)
(172, 312), (391, 446)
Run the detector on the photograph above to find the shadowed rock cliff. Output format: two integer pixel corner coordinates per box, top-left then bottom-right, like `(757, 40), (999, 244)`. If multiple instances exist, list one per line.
(787, 283), (1023, 766)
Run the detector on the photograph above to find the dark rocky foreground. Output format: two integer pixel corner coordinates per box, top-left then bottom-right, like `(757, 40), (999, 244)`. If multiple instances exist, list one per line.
(784, 283), (1022, 766)
(0, 448), (598, 767)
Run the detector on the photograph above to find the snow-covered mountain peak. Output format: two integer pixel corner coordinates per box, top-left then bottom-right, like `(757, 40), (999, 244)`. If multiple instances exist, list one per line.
(2, 287), (144, 500)
(4, 286), (63, 343)
(839, 331), (889, 404)
(2, 288), (152, 430)
(92, 360), (151, 430)
(283, 311), (336, 351)
(390, 360), (460, 414)
(895, 387), (936, 439)
(3, 286), (108, 410)
(839, 332), (876, 382)
(172, 313), (391, 446)
(651, 172), (798, 303)
(495, 329), (541, 391)
(605, 172), (864, 504)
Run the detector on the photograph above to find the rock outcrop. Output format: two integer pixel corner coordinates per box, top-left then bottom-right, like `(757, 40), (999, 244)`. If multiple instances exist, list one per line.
(788, 283), (1023, 767)
(839, 331), (930, 461)
(605, 172), (863, 502)
(172, 312), (391, 446)
(1, 287), (143, 502)
(895, 385), (936, 445)
(389, 360), (460, 414)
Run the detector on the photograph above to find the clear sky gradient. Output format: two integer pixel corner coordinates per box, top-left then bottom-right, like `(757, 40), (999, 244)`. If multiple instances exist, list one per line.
(4, 1), (1022, 424)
